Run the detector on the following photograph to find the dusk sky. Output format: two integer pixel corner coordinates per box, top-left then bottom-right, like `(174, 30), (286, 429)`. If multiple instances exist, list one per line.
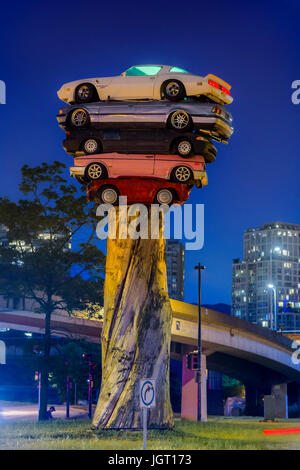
(1, 0), (299, 305)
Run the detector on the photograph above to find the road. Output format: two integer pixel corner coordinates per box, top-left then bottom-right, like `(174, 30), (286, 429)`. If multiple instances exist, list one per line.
(0, 402), (89, 421)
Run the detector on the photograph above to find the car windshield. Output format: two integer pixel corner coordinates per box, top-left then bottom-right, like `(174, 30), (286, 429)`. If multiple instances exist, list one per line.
(169, 66), (189, 73)
(124, 66), (162, 76)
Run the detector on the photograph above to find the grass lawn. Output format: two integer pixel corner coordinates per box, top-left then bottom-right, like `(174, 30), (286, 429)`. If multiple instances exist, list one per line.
(0, 416), (300, 450)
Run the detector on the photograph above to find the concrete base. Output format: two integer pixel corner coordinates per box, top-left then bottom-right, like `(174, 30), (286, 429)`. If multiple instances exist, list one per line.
(264, 395), (276, 421)
(272, 383), (288, 419)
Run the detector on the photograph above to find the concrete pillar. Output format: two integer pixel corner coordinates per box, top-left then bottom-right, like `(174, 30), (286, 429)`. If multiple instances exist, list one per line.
(181, 351), (207, 422)
(272, 383), (288, 419)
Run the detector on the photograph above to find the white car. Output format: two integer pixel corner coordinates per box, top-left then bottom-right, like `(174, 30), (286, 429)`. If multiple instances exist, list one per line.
(57, 65), (233, 105)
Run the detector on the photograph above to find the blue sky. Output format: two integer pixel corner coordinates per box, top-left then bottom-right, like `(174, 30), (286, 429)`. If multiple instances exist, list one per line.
(1, 0), (299, 305)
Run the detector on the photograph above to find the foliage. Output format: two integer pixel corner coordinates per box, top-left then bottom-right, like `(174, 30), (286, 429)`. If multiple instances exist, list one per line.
(49, 339), (102, 403)
(222, 375), (245, 398)
(0, 161), (105, 316)
(0, 161), (105, 418)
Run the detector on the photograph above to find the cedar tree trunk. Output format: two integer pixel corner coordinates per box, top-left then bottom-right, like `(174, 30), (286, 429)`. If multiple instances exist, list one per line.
(92, 207), (174, 429)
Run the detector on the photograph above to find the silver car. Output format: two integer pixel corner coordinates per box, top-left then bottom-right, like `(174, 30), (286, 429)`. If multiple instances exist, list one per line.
(57, 100), (233, 140)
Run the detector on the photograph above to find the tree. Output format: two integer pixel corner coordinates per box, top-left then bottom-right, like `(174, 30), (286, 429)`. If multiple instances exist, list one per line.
(92, 208), (174, 429)
(0, 161), (105, 420)
(50, 339), (102, 404)
(222, 375), (245, 399)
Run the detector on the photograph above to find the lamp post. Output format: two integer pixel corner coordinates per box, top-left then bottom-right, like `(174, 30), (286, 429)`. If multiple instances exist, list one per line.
(82, 353), (93, 419)
(268, 247), (280, 331)
(65, 361), (70, 419)
(194, 262), (205, 422)
(268, 284), (277, 331)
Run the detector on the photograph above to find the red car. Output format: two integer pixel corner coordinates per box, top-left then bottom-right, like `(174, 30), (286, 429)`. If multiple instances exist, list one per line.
(87, 177), (193, 206)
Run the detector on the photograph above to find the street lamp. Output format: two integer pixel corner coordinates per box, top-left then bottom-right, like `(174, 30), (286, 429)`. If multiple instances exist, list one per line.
(267, 283), (277, 331)
(194, 262), (205, 422)
(82, 353), (93, 419)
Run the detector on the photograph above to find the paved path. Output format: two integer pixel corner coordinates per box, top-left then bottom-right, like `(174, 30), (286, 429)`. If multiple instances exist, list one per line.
(0, 402), (90, 421)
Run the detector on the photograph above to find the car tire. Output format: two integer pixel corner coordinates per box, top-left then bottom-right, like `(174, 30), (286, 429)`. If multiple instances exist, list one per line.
(176, 139), (193, 157)
(204, 150), (217, 164)
(83, 139), (101, 155)
(154, 188), (175, 205)
(75, 83), (97, 103)
(162, 80), (185, 101)
(85, 163), (106, 181)
(171, 166), (193, 183)
(75, 175), (89, 185)
(98, 185), (120, 205)
(169, 110), (191, 131)
(69, 108), (90, 128)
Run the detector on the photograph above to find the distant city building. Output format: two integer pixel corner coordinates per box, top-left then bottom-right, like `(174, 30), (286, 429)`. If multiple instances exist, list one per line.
(166, 240), (185, 301)
(232, 222), (300, 332)
(0, 224), (71, 251)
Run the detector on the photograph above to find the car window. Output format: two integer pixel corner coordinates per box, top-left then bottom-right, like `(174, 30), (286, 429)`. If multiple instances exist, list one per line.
(124, 66), (162, 76)
(169, 66), (189, 73)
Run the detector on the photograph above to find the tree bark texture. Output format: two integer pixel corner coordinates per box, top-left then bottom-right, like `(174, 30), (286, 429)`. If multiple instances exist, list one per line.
(92, 207), (174, 429)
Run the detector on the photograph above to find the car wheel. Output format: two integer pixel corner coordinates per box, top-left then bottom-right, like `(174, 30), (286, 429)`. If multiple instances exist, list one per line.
(75, 175), (89, 185)
(86, 163), (106, 181)
(83, 139), (100, 155)
(162, 80), (185, 101)
(69, 108), (90, 128)
(154, 188), (175, 205)
(169, 110), (191, 131)
(172, 166), (193, 183)
(98, 185), (119, 205)
(75, 83), (97, 103)
(176, 139), (193, 157)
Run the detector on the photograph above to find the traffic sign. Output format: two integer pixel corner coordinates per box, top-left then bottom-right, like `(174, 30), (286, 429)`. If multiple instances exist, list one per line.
(140, 379), (156, 408)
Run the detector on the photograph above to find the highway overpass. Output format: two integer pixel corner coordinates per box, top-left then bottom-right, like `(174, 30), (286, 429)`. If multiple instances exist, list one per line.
(1, 300), (300, 419)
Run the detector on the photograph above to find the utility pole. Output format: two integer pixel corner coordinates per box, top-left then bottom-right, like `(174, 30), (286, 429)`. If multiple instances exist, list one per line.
(194, 262), (205, 422)
(83, 353), (93, 419)
(88, 355), (92, 419)
(66, 374), (70, 418)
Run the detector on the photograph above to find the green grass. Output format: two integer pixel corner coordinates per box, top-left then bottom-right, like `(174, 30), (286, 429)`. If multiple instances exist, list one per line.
(0, 417), (300, 450)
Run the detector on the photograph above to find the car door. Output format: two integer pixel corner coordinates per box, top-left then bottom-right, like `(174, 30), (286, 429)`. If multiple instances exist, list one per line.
(101, 129), (128, 153)
(131, 101), (169, 128)
(110, 154), (154, 178)
(107, 66), (163, 99)
(121, 129), (162, 153)
(107, 75), (156, 99)
(97, 101), (136, 127)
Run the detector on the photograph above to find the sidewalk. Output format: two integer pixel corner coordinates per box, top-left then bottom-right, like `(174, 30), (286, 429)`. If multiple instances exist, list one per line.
(0, 401), (91, 421)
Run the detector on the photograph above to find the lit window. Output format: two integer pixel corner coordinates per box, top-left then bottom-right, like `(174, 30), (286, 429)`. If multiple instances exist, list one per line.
(169, 66), (189, 73)
(124, 66), (162, 76)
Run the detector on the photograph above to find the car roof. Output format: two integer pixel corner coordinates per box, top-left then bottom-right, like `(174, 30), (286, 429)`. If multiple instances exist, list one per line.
(129, 64), (172, 68)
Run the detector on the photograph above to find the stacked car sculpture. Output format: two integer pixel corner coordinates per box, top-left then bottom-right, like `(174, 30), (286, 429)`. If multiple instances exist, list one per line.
(57, 64), (233, 205)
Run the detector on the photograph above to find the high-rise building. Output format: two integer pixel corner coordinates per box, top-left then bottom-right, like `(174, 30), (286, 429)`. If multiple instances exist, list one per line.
(166, 240), (185, 301)
(231, 222), (300, 332)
